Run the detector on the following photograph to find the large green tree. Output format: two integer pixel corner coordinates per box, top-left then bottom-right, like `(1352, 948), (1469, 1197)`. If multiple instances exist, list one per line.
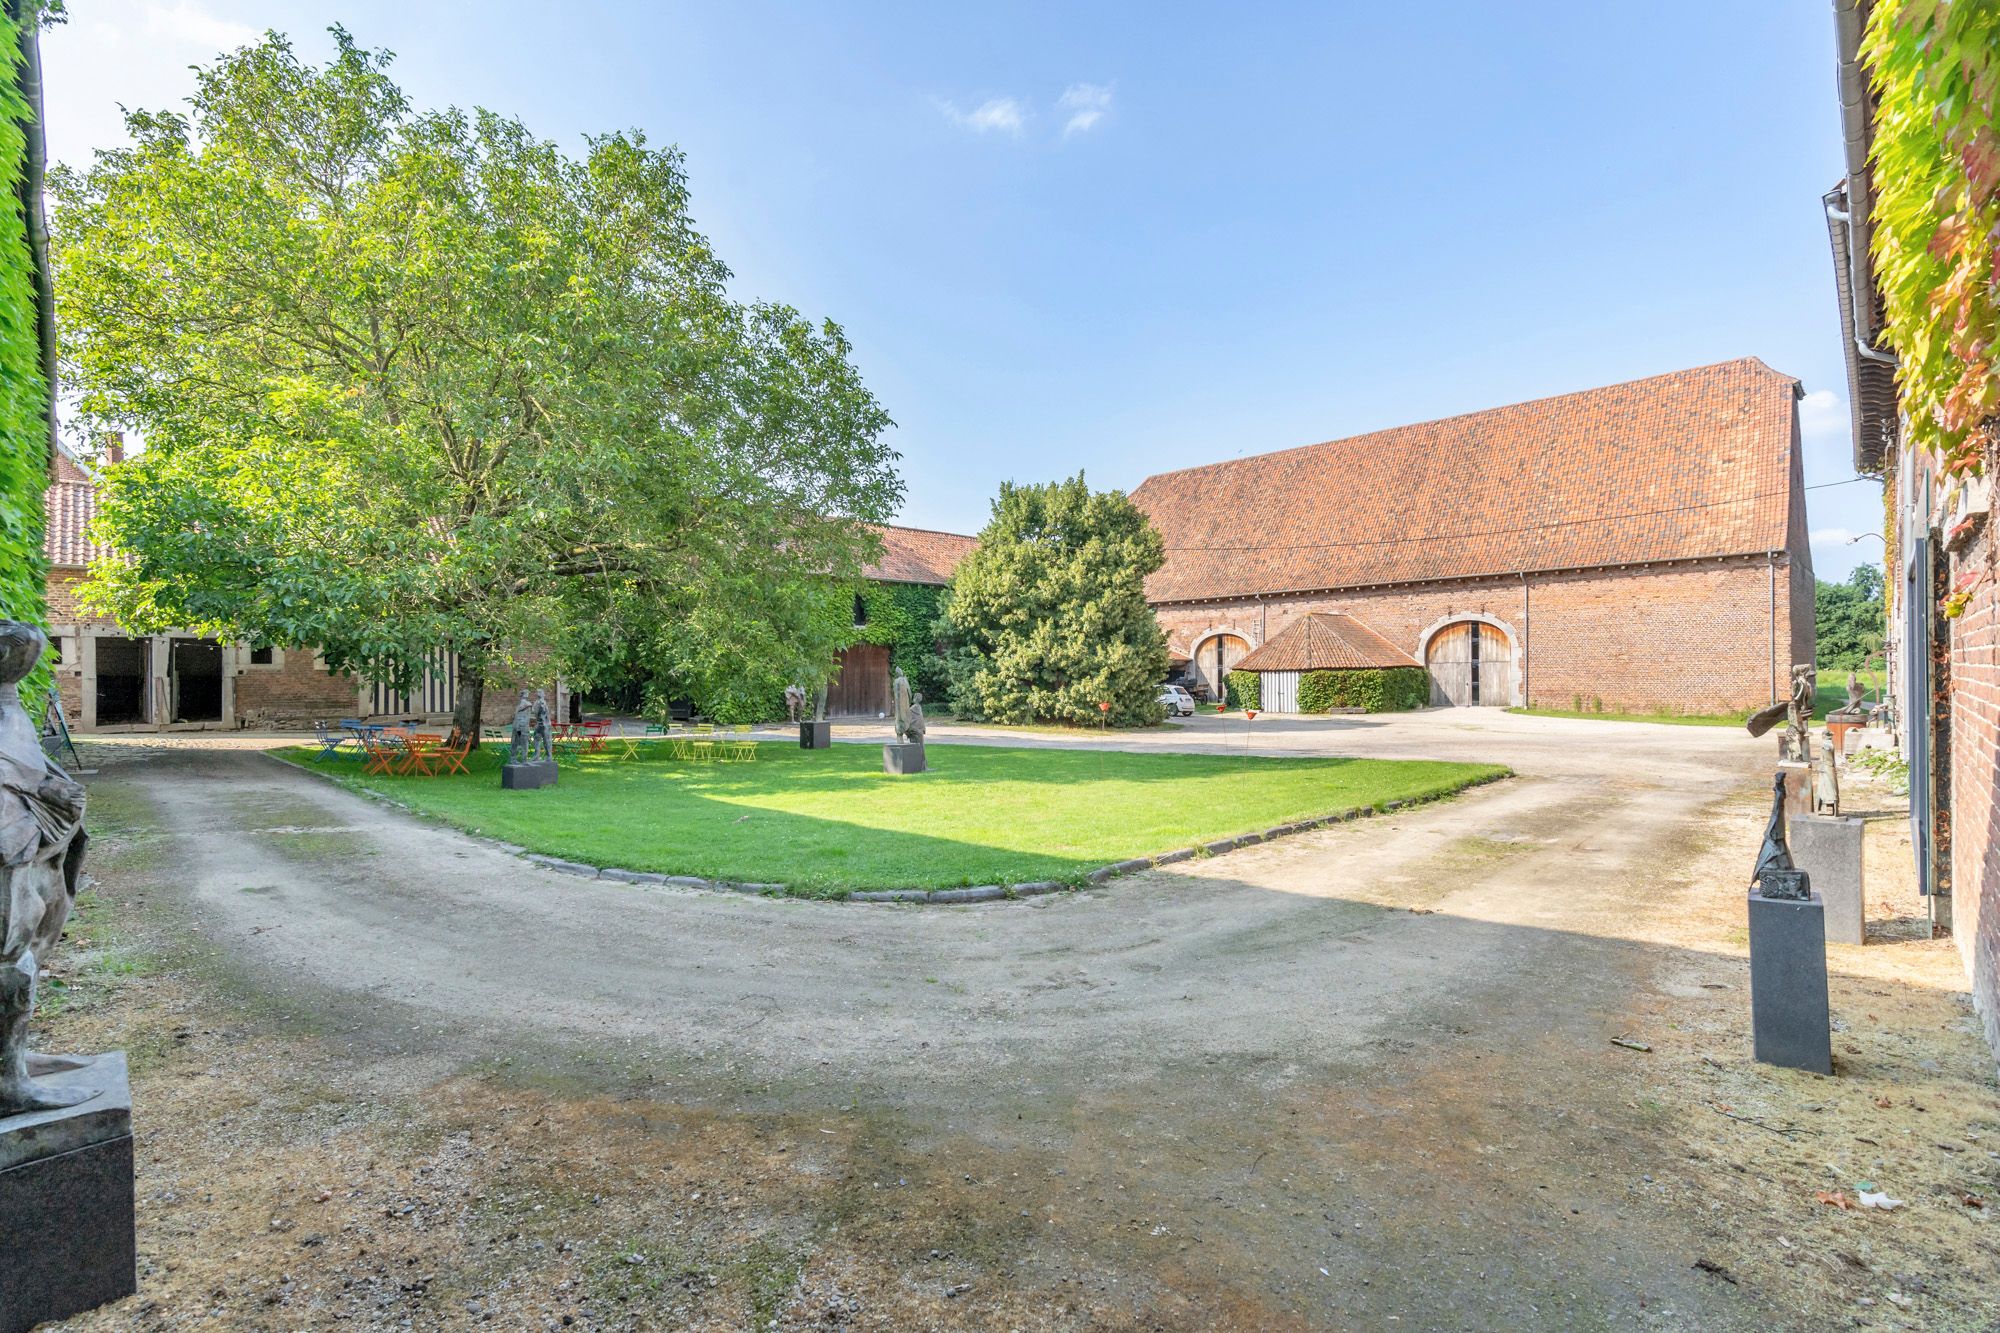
(1816, 564), (1885, 672)
(942, 474), (1167, 726)
(51, 29), (899, 732)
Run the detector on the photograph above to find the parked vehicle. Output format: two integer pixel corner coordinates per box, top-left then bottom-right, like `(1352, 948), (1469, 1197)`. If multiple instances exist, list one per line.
(1158, 685), (1197, 717)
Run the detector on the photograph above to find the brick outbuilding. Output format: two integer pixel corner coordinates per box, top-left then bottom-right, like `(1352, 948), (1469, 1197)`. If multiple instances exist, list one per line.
(1130, 358), (1814, 713)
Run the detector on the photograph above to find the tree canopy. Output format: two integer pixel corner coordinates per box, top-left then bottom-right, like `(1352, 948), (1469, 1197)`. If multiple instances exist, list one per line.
(941, 474), (1168, 726)
(51, 28), (900, 730)
(1816, 564), (1885, 672)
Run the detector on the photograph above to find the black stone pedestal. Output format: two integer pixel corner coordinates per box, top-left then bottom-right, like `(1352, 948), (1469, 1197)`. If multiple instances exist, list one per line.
(799, 721), (830, 749)
(1, 1053), (136, 1333)
(883, 742), (926, 775)
(1748, 892), (1834, 1074)
(501, 758), (558, 790)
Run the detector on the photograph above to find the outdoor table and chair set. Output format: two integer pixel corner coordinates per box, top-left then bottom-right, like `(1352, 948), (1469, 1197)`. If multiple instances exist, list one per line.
(309, 716), (760, 774)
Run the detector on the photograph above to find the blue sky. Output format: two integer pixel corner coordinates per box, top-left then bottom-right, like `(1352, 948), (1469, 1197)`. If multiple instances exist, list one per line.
(45, 0), (1883, 580)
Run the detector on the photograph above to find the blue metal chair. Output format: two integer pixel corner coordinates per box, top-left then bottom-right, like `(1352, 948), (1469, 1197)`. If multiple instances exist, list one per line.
(311, 720), (357, 761)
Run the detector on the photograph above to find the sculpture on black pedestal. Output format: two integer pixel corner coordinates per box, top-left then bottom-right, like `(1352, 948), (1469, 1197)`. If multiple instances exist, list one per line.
(508, 689), (533, 763)
(1750, 771), (1809, 901)
(0, 622), (92, 1114)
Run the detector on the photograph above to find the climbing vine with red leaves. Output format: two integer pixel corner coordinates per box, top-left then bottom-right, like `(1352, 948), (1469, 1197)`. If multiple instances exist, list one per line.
(1865, 0), (2000, 480)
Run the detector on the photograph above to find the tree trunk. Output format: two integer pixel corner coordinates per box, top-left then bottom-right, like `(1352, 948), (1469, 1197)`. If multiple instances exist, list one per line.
(453, 647), (486, 741)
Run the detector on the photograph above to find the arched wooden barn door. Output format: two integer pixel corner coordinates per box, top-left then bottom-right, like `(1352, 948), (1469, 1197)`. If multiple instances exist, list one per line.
(1425, 621), (1514, 707)
(1197, 633), (1250, 701)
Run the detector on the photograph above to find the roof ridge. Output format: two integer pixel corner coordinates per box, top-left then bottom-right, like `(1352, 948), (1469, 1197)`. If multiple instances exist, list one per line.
(1131, 357), (1793, 490)
(869, 521), (978, 541)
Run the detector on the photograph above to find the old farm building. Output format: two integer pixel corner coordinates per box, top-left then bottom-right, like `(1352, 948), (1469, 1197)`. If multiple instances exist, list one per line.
(1130, 359), (1814, 712)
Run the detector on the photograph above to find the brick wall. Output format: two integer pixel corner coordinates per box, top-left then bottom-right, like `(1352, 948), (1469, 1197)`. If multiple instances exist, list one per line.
(234, 648), (364, 727)
(1946, 521), (2000, 1059)
(1154, 556), (1796, 714)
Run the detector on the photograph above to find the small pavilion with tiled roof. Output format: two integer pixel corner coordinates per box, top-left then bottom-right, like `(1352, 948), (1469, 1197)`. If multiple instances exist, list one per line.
(1231, 613), (1424, 713)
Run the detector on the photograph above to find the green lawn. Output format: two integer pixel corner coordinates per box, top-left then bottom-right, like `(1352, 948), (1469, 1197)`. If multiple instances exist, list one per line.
(1508, 681), (1858, 728)
(279, 741), (1505, 896)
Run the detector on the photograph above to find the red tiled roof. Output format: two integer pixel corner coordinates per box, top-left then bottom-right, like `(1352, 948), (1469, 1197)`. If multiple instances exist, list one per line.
(1130, 359), (1802, 604)
(1233, 613), (1420, 672)
(862, 524), (977, 586)
(44, 454), (105, 569)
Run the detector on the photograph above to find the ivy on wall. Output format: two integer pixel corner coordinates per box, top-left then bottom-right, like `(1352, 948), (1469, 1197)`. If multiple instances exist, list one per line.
(852, 580), (949, 700)
(0, 5), (49, 662)
(1864, 1), (2000, 478)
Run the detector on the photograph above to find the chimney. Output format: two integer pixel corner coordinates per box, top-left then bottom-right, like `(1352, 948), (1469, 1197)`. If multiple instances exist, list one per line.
(103, 431), (124, 466)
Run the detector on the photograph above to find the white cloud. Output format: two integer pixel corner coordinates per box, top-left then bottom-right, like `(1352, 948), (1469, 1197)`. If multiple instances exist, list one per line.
(78, 1), (257, 51)
(939, 97), (1026, 135)
(1799, 388), (1847, 440)
(1058, 82), (1113, 137)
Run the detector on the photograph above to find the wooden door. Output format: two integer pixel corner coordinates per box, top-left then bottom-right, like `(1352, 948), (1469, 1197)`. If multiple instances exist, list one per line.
(1426, 622), (1513, 707)
(1200, 634), (1250, 701)
(1263, 670), (1299, 713)
(829, 642), (891, 716)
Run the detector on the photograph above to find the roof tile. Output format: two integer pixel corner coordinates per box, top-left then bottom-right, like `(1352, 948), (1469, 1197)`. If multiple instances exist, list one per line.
(1130, 359), (1801, 603)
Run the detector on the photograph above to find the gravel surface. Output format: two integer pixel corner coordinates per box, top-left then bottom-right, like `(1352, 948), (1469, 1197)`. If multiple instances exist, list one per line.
(39, 711), (2000, 1330)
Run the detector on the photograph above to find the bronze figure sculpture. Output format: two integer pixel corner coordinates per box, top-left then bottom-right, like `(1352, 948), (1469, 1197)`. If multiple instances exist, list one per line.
(0, 622), (92, 1113)
(1750, 772), (1808, 900)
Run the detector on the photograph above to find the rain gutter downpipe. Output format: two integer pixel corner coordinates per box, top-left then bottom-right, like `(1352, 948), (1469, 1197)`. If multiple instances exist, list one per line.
(1830, 0), (1898, 368)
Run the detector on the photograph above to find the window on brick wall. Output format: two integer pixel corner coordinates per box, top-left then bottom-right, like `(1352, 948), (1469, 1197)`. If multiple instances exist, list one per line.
(248, 646), (275, 666)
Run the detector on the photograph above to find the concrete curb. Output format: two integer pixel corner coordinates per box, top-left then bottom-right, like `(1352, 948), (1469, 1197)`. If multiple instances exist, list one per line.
(263, 748), (1508, 909)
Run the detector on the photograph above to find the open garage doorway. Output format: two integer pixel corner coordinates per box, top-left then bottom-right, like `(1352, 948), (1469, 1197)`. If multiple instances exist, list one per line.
(94, 636), (150, 725)
(169, 638), (224, 723)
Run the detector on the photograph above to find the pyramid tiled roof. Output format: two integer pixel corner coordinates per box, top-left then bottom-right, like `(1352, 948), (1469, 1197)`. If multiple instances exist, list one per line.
(1233, 613), (1421, 672)
(1130, 359), (1802, 604)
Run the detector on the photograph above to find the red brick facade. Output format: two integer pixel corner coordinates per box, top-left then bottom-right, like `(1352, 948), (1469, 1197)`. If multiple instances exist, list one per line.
(1155, 554), (1805, 714)
(1945, 519), (2000, 1058)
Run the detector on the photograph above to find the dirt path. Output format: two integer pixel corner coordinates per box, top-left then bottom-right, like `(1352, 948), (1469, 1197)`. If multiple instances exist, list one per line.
(46, 718), (2000, 1330)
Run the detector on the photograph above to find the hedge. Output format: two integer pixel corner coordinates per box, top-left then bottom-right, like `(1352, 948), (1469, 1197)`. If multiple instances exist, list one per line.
(1294, 667), (1432, 713)
(0, 7), (49, 708)
(1224, 669), (1259, 710)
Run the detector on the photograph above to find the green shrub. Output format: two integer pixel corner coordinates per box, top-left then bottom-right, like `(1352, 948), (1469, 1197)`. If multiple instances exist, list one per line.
(1225, 670), (1260, 710)
(1294, 667), (1430, 713)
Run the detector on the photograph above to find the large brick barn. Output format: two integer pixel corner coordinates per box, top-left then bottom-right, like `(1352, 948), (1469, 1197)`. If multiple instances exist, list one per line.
(1130, 358), (1814, 713)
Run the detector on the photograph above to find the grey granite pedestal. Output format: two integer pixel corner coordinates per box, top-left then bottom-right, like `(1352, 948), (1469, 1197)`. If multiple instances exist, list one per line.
(501, 758), (558, 790)
(0, 1052), (136, 1333)
(1789, 814), (1865, 945)
(799, 721), (830, 749)
(883, 742), (926, 775)
(1747, 892), (1834, 1075)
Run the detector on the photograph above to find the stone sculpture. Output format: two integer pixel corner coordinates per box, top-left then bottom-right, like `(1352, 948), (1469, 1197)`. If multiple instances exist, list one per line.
(904, 691), (928, 745)
(508, 690), (533, 764)
(1810, 738), (1841, 816)
(0, 622), (92, 1113)
(891, 668), (912, 743)
(784, 684), (806, 724)
(530, 690), (554, 763)
(813, 679), (828, 723)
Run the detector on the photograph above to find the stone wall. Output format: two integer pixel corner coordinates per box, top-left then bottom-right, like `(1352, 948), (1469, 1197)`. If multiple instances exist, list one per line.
(1153, 555), (1800, 715)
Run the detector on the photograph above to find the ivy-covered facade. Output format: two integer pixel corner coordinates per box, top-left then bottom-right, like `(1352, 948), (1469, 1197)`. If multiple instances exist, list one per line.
(0, 4), (52, 684)
(823, 525), (975, 716)
(1826, 0), (2000, 1060)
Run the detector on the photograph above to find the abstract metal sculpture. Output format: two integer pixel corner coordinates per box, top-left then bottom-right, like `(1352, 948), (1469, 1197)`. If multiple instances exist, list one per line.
(1750, 772), (1809, 900)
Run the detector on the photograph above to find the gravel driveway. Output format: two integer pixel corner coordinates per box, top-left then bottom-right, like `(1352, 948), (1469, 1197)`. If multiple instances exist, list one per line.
(67, 710), (1825, 1327)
